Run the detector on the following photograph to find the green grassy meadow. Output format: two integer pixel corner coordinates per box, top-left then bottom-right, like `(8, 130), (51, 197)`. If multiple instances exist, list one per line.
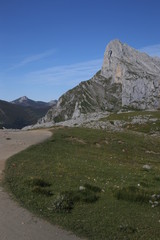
(4, 127), (160, 240)
(101, 110), (160, 134)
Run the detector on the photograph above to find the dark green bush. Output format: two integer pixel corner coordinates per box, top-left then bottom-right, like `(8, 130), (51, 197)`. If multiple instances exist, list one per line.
(154, 176), (160, 182)
(52, 184), (101, 213)
(26, 177), (51, 187)
(114, 185), (150, 203)
(84, 183), (101, 193)
(52, 191), (74, 213)
(32, 186), (53, 196)
(79, 189), (99, 203)
(119, 224), (137, 234)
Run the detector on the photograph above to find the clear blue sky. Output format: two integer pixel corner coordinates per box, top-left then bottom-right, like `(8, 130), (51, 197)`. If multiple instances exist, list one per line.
(1, 0), (160, 102)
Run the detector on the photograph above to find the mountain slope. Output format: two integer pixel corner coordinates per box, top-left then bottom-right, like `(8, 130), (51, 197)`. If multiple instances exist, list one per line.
(0, 99), (54, 129)
(40, 39), (160, 124)
(41, 71), (121, 123)
(12, 96), (57, 108)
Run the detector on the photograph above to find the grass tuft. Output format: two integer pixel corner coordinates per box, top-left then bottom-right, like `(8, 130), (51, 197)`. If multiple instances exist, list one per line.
(114, 185), (151, 203)
(119, 224), (137, 234)
(26, 177), (51, 188)
(32, 186), (53, 196)
(154, 176), (160, 182)
(52, 191), (74, 213)
(52, 185), (101, 213)
(84, 183), (101, 193)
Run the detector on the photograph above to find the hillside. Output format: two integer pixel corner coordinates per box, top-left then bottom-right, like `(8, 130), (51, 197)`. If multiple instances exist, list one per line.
(0, 100), (51, 129)
(5, 125), (160, 239)
(12, 96), (57, 108)
(41, 71), (122, 124)
(39, 39), (160, 125)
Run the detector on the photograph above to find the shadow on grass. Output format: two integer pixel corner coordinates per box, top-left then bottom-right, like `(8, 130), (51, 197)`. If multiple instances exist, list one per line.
(114, 185), (151, 203)
(52, 184), (101, 213)
(26, 177), (53, 197)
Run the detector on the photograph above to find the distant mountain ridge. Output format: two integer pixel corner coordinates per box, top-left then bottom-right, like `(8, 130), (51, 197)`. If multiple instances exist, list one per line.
(40, 39), (160, 124)
(11, 96), (57, 108)
(0, 97), (57, 129)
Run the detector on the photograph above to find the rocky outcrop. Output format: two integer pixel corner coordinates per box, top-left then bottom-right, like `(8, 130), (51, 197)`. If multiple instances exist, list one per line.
(40, 39), (160, 124)
(101, 39), (160, 109)
(39, 71), (122, 124)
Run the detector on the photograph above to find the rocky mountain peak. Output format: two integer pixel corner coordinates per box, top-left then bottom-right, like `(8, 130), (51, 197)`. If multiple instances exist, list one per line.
(11, 96), (57, 108)
(101, 39), (160, 85)
(105, 39), (124, 57)
(38, 39), (160, 125)
(18, 96), (29, 103)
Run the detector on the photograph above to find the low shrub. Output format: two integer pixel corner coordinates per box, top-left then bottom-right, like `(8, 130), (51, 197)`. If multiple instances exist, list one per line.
(52, 184), (101, 213)
(25, 177), (52, 197)
(78, 189), (99, 203)
(52, 191), (74, 213)
(32, 186), (53, 196)
(84, 183), (101, 193)
(114, 185), (150, 203)
(26, 177), (51, 188)
(119, 224), (137, 234)
(154, 176), (160, 182)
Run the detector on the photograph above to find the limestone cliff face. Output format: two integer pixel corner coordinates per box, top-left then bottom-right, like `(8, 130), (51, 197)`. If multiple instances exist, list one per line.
(40, 39), (160, 124)
(101, 39), (160, 109)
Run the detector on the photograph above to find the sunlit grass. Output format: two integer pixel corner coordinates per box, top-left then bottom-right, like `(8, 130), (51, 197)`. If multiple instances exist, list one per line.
(101, 110), (160, 133)
(4, 127), (160, 240)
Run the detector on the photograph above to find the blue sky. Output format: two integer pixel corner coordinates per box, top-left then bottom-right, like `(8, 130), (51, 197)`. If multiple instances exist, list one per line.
(1, 0), (160, 102)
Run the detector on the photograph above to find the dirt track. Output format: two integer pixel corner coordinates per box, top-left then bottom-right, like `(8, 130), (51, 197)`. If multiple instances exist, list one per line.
(0, 129), (82, 240)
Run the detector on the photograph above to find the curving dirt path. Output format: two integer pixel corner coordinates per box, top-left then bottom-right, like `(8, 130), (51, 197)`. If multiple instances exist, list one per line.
(0, 129), (82, 240)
